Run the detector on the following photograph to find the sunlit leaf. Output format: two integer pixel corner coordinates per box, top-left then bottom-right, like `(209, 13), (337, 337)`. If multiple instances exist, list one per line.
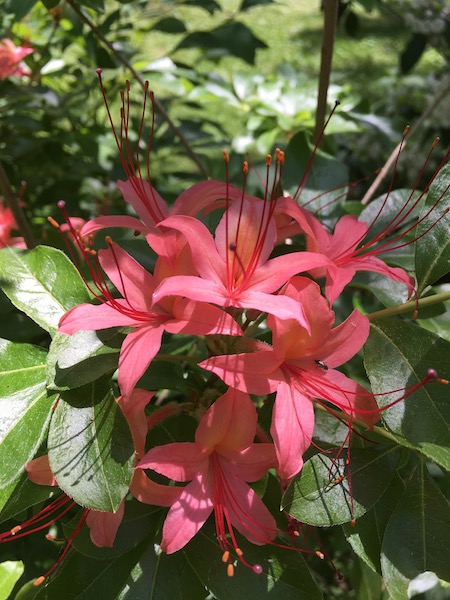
(48, 378), (134, 511)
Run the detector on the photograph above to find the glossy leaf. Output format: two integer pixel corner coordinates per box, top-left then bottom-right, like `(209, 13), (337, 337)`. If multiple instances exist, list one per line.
(282, 447), (400, 526)
(33, 540), (149, 600)
(0, 246), (90, 336)
(184, 519), (323, 600)
(0, 561), (24, 600)
(365, 320), (450, 470)
(47, 329), (122, 391)
(343, 473), (405, 574)
(381, 462), (450, 598)
(0, 339), (55, 489)
(117, 544), (207, 600)
(415, 163), (450, 294)
(48, 378), (134, 511)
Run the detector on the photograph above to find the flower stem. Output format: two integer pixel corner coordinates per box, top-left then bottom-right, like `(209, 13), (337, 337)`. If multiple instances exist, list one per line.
(368, 290), (450, 322)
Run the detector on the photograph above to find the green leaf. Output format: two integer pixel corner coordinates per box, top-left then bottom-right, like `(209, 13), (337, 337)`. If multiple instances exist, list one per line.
(415, 163), (450, 294)
(33, 540), (149, 600)
(282, 447), (400, 526)
(48, 378), (134, 511)
(381, 462), (450, 598)
(400, 33), (428, 74)
(181, 0), (220, 13)
(176, 22), (267, 64)
(0, 472), (53, 524)
(117, 544), (207, 600)
(0, 246), (90, 336)
(0, 339), (55, 489)
(0, 561), (24, 600)
(359, 189), (423, 240)
(47, 329), (122, 391)
(343, 473), (405, 574)
(184, 519), (323, 600)
(41, 0), (60, 8)
(4, 0), (38, 19)
(152, 17), (187, 33)
(349, 558), (383, 600)
(240, 0), (274, 9)
(283, 131), (348, 226)
(364, 320), (450, 470)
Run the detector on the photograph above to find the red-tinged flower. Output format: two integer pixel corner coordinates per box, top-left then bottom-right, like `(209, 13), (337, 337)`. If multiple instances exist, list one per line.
(200, 277), (378, 481)
(0, 201), (26, 248)
(138, 388), (278, 574)
(152, 194), (330, 328)
(58, 240), (242, 398)
(0, 39), (33, 79)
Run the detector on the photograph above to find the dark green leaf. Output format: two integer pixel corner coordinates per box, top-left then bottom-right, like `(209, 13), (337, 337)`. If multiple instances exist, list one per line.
(365, 320), (450, 470)
(415, 163), (450, 294)
(0, 246), (90, 336)
(72, 502), (163, 559)
(40, 0), (59, 8)
(47, 329), (122, 391)
(0, 472), (53, 524)
(182, 0), (221, 13)
(117, 544), (207, 600)
(283, 132), (348, 226)
(240, 0), (274, 9)
(343, 473), (405, 574)
(0, 339), (55, 489)
(4, 0), (38, 19)
(48, 378), (134, 511)
(359, 189), (423, 240)
(400, 33), (428, 74)
(349, 557), (383, 600)
(176, 22), (267, 64)
(184, 519), (323, 600)
(33, 540), (149, 600)
(282, 447), (400, 526)
(152, 17), (187, 34)
(381, 462), (450, 598)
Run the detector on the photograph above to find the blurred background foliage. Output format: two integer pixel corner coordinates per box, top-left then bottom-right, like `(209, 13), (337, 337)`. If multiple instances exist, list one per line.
(1, 0), (449, 223)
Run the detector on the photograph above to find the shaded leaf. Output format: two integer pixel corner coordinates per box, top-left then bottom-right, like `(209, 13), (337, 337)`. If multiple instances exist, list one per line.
(343, 473), (405, 574)
(176, 22), (267, 64)
(415, 163), (450, 294)
(0, 472), (53, 524)
(0, 339), (55, 489)
(0, 246), (89, 336)
(282, 447), (400, 526)
(47, 329), (122, 391)
(152, 17), (187, 34)
(240, 0), (274, 9)
(400, 33), (428, 74)
(48, 378), (134, 511)
(184, 519), (323, 600)
(4, 0), (38, 19)
(381, 462), (450, 598)
(182, 0), (221, 13)
(365, 320), (450, 470)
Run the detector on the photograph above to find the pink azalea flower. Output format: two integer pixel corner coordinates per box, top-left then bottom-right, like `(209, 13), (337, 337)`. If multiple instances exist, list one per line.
(0, 201), (26, 248)
(200, 277), (379, 482)
(58, 241), (242, 398)
(293, 208), (415, 303)
(0, 39), (33, 79)
(152, 196), (330, 327)
(138, 387), (278, 573)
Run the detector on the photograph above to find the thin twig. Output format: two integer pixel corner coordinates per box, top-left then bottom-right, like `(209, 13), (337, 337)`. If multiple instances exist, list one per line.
(368, 290), (450, 322)
(66, 0), (209, 179)
(313, 0), (339, 144)
(0, 163), (36, 249)
(361, 78), (450, 205)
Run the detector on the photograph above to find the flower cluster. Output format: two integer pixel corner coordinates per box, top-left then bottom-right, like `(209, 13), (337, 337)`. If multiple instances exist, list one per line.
(12, 75), (447, 584)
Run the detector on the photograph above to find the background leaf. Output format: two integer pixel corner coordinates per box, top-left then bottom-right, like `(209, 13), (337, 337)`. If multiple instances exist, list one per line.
(381, 462), (450, 598)
(415, 163), (450, 294)
(282, 447), (400, 526)
(0, 247), (90, 336)
(0, 339), (55, 488)
(48, 378), (134, 511)
(0, 561), (24, 600)
(364, 320), (450, 470)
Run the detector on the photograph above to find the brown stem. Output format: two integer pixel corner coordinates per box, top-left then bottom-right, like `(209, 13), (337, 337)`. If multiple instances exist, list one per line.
(313, 0), (339, 144)
(0, 163), (36, 249)
(66, 0), (209, 179)
(361, 78), (450, 205)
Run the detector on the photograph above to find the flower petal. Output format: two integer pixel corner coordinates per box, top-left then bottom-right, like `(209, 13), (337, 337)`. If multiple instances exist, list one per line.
(25, 455), (56, 486)
(130, 469), (182, 506)
(86, 502), (125, 548)
(59, 301), (141, 334)
(138, 442), (208, 481)
(166, 298), (242, 337)
(224, 444), (277, 481)
(80, 216), (150, 237)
